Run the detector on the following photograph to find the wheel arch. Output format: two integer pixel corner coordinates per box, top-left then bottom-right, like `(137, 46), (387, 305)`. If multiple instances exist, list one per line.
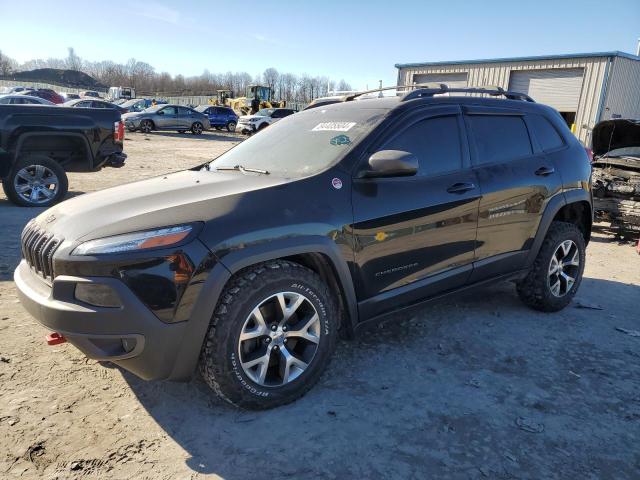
(167, 237), (358, 381)
(525, 190), (592, 267)
(11, 132), (93, 170)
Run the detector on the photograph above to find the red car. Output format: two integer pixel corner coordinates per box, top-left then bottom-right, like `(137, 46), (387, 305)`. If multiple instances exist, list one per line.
(22, 89), (65, 104)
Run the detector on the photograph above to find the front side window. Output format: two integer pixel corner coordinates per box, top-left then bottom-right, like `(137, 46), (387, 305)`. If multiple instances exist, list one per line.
(467, 115), (532, 165)
(161, 106), (177, 115)
(382, 115), (463, 176)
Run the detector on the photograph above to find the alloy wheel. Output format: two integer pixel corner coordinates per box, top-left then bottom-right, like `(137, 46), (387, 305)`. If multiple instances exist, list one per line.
(192, 122), (203, 134)
(238, 291), (321, 387)
(13, 165), (59, 205)
(548, 240), (580, 297)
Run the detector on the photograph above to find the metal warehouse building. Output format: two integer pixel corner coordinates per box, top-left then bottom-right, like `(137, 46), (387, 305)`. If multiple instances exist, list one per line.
(396, 51), (640, 144)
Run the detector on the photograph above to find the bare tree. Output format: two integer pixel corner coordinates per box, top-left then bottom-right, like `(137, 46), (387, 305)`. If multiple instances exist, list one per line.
(0, 50), (17, 76)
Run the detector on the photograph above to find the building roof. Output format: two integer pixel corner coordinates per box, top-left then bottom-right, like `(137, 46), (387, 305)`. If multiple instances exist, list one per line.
(395, 51), (640, 69)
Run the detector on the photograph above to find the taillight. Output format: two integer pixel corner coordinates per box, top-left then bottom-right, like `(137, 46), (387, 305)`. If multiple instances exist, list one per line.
(114, 121), (125, 143)
(584, 147), (593, 162)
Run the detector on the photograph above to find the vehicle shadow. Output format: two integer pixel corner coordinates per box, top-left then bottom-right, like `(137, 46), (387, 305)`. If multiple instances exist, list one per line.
(122, 277), (640, 479)
(129, 131), (242, 142)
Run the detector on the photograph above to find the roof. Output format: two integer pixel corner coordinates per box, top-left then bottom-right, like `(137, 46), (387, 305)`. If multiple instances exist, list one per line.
(395, 51), (640, 69)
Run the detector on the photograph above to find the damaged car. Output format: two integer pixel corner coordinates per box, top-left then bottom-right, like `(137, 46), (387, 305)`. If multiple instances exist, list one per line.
(591, 119), (640, 230)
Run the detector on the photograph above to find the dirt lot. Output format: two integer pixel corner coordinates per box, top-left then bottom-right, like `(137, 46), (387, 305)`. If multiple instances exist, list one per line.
(1, 131), (639, 479)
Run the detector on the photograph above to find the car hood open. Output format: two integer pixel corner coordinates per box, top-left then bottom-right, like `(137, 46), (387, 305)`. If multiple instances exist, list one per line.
(592, 119), (640, 156)
(32, 169), (287, 242)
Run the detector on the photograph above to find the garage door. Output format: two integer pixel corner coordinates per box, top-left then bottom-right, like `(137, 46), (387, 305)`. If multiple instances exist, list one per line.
(508, 68), (584, 111)
(413, 72), (468, 88)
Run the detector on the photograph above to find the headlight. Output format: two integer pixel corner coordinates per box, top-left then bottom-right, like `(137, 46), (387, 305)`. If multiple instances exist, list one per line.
(73, 225), (193, 255)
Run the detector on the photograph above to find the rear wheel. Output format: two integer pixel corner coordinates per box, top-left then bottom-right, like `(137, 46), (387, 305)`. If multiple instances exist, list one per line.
(140, 120), (153, 133)
(517, 221), (586, 312)
(199, 260), (338, 409)
(226, 121), (236, 132)
(2, 155), (68, 207)
(191, 122), (203, 135)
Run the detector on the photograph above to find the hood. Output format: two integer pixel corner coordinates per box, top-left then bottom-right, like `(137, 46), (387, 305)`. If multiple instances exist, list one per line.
(33, 169), (286, 242)
(239, 114), (265, 121)
(592, 119), (640, 156)
(122, 111), (143, 120)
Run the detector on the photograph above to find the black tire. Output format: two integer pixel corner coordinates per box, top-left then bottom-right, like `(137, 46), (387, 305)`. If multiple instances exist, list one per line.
(2, 155), (68, 207)
(140, 120), (154, 133)
(226, 121), (236, 133)
(199, 260), (339, 409)
(257, 122), (268, 131)
(191, 122), (203, 135)
(517, 221), (586, 312)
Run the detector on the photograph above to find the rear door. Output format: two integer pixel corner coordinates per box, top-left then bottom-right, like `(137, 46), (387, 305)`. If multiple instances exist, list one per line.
(351, 106), (480, 319)
(464, 106), (562, 282)
(177, 107), (195, 129)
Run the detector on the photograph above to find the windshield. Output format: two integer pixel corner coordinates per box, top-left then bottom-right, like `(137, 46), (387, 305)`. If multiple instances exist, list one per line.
(256, 108), (275, 117)
(143, 105), (163, 113)
(208, 105), (388, 178)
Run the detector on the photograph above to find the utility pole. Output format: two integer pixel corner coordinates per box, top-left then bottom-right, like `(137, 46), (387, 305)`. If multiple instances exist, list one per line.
(379, 80), (383, 97)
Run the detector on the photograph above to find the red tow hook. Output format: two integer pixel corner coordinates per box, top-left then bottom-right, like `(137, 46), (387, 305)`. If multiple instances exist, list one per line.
(46, 332), (66, 346)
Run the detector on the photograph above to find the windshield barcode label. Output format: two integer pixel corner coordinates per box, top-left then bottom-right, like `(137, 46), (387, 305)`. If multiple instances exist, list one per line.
(312, 122), (356, 132)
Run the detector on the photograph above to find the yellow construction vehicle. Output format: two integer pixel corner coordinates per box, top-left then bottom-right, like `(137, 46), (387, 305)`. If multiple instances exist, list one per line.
(227, 85), (286, 115)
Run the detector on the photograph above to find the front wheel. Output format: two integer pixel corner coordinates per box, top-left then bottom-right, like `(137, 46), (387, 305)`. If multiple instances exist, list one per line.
(199, 260), (338, 409)
(191, 122), (203, 135)
(2, 155), (68, 207)
(140, 120), (153, 133)
(226, 121), (236, 132)
(517, 221), (586, 312)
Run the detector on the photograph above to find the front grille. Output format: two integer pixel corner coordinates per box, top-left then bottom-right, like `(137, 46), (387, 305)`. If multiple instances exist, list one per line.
(21, 224), (62, 281)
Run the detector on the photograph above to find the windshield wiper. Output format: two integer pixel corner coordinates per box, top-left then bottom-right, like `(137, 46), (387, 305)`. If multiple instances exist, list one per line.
(215, 165), (270, 175)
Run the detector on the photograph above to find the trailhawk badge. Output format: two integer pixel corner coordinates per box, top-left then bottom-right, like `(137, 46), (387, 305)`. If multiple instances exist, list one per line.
(331, 178), (343, 190)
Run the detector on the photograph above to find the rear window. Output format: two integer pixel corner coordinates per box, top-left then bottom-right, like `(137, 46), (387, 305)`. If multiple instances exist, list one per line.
(467, 115), (532, 164)
(527, 114), (564, 151)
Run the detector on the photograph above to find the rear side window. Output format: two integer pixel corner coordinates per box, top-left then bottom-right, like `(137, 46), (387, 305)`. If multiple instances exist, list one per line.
(467, 115), (532, 165)
(383, 115), (463, 176)
(527, 114), (564, 151)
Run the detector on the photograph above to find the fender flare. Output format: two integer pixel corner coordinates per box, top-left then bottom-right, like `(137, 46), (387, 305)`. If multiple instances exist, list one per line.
(168, 236), (358, 380)
(525, 189), (592, 267)
(12, 131), (94, 170)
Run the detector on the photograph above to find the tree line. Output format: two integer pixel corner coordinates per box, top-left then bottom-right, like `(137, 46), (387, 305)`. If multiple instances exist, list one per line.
(0, 48), (353, 103)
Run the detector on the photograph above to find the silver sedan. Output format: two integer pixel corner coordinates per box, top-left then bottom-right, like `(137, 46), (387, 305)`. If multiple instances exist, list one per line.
(122, 104), (211, 134)
(0, 94), (55, 105)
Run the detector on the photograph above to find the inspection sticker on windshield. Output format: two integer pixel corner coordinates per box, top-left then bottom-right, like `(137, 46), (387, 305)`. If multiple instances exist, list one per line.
(312, 122), (356, 132)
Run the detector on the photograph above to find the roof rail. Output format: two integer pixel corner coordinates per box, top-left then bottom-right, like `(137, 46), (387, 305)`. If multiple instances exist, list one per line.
(401, 84), (535, 102)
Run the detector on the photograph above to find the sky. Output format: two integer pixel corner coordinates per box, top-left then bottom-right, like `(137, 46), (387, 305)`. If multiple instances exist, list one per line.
(0, 0), (638, 90)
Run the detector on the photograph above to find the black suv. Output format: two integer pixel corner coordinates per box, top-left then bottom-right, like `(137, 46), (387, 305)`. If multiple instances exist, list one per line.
(15, 86), (592, 409)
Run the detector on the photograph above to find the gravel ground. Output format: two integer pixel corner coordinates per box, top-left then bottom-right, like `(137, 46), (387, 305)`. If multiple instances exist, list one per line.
(1, 131), (639, 479)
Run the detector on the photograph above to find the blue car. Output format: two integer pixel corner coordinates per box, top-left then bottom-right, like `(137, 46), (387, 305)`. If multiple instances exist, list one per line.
(195, 105), (238, 132)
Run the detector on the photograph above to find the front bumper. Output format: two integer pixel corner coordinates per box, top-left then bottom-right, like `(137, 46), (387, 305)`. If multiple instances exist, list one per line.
(124, 118), (142, 129)
(237, 122), (256, 133)
(14, 260), (188, 380)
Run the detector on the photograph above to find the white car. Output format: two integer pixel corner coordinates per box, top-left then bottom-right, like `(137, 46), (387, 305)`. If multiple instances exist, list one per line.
(0, 94), (55, 105)
(236, 108), (295, 134)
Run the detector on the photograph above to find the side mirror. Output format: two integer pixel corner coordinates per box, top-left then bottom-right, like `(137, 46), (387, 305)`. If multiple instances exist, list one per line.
(157, 110), (164, 115)
(362, 150), (418, 178)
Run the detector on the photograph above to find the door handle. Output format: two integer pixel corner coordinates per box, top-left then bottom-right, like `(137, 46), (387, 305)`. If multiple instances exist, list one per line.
(446, 182), (476, 194)
(535, 166), (555, 176)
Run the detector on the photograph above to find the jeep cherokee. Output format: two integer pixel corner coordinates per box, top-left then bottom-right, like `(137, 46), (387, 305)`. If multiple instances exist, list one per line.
(15, 85), (592, 409)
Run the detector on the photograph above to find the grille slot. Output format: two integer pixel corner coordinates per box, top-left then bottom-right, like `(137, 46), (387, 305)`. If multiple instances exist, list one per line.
(20, 224), (62, 281)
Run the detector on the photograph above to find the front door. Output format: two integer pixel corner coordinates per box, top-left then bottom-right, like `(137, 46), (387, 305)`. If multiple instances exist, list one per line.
(351, 106), (480, 319)
(156, 106), (177, 129)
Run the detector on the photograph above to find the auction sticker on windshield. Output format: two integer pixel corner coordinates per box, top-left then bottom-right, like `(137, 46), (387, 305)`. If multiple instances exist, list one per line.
(312, 122), (356, 132)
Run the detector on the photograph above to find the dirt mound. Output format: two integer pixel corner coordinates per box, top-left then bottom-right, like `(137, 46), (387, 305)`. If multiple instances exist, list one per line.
(1, 68), (106, 89)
